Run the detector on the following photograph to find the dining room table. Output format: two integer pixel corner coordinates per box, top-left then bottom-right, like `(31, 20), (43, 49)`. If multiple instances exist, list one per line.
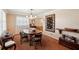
(22, 28), (42, 46)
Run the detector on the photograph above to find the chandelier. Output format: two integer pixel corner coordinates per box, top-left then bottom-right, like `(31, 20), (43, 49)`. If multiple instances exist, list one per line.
(29, 9), (37, 26)
(29, 9), (36, 19)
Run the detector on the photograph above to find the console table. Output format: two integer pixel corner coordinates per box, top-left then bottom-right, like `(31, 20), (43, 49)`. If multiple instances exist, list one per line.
(56, 28), (79, 34)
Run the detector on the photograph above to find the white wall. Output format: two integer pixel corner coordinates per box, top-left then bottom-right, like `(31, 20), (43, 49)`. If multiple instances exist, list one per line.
(41, 9), (79, 40)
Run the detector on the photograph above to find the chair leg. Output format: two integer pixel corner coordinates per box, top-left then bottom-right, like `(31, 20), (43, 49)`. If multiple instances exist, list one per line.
(1, 47), (4, 50)
(29, 40), (33, 46)
(1, 46), (8, 50)
(14, 44), (16, 50)
(34, 42), (38, 49)
(39, 41), (42, 47)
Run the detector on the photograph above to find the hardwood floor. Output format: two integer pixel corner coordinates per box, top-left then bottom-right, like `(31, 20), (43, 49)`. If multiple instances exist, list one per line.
(13, 34), (69, 50)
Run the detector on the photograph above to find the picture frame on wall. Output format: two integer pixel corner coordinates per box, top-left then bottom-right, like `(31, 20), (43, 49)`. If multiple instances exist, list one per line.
(45, 14), (55, 32)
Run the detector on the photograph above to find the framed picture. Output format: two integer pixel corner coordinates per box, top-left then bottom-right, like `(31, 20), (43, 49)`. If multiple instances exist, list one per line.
(45, 14), (55, 32)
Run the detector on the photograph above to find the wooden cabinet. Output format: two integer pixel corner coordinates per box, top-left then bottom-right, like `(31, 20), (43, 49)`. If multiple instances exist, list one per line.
(57, 28), (79, 50)
(59, 35), (79, 50)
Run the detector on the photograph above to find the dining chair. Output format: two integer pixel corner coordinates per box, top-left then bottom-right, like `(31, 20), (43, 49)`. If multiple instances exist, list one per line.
(20, 31), (28, 44)
(31, 32), (42, 49)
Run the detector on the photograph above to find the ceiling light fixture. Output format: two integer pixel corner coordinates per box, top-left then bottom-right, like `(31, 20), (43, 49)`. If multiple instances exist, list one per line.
(29, 9), (37, 19)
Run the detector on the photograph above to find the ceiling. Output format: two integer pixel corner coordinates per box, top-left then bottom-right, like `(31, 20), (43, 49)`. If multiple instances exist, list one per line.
(5, 9), (54, 16)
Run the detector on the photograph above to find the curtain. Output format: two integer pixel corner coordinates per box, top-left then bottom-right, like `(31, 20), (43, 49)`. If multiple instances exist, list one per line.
(0, 10), (6, 35)
(16, 16), (29, 32)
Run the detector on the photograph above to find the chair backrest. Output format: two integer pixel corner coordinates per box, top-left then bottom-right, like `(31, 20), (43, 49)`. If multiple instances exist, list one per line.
(20, 31), (28, 38)
(29, 33), (35, 39)
(35, 32), (42, 39)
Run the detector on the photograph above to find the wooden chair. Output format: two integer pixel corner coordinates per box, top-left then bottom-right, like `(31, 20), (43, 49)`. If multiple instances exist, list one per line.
(1, 33), (16, 50)
(20, 31), (28, 44)
(31, 32), (42, 49)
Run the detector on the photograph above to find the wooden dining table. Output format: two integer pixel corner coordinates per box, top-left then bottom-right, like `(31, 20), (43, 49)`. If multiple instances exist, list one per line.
(22, 29), (42, 46)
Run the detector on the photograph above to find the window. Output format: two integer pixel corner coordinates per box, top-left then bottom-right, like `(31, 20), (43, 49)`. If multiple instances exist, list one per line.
(16, 16), (29, 30)
(0, 10), (6, 35)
